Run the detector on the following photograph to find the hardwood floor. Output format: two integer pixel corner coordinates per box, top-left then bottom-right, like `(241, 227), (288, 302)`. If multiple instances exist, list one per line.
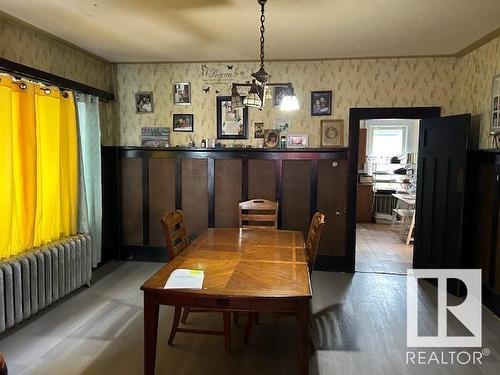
(0, 261), (499, 374)
(356, 223), (413, 274)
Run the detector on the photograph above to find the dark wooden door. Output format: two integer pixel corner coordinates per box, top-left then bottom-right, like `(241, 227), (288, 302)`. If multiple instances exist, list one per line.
(413, 114), (471, 269)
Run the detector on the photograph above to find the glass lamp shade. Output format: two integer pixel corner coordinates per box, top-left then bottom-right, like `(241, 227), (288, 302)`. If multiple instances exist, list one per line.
(243, 92), (262, 108)
(280, 92), (300, 111)
(231, 86), (244, 109)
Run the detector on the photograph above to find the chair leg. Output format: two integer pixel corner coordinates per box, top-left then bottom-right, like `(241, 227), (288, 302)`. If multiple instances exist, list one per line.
(168, 306), (182, 346)
(181, 307), (190, 324)
(244, 312), (255, 345)
(223, 312), (231, 353)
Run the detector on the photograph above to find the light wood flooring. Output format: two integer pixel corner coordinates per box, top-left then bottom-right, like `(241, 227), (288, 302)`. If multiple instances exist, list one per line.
(356, 223), (413, 274)
(0, 261), (499, 374)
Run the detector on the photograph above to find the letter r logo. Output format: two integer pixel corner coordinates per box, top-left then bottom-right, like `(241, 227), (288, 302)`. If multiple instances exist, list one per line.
(407, 269), (482, 347)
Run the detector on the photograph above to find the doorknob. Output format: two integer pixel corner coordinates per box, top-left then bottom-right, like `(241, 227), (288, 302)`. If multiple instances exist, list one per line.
(332, 161), (338, 167)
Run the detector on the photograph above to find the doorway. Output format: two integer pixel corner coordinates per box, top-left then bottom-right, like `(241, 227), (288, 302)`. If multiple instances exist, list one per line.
(344, 107), (441, 273)
(356, 119), (418, 274)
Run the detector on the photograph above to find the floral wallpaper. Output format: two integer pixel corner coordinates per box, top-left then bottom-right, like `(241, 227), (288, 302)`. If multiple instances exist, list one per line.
(115, 57), (461, 147)
(2, 10), (500, 149)
(456, 36), (500, 148)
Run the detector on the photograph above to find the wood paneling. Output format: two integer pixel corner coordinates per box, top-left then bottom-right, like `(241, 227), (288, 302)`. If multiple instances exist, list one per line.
(282, 160), (311, 236)
(121, 158), (143, 245)
(149, 159), (176, 247)
(248, 159), (276, 200)
(317, 159), (348, 256)
(215, 159), (242, 228)
(356, 184), (373, 222)
(181, 159), (208, 238)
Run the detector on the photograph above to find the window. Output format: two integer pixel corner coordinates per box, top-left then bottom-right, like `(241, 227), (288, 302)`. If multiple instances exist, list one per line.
(371, 128), (405, 156)
(367, 124), (409, 157)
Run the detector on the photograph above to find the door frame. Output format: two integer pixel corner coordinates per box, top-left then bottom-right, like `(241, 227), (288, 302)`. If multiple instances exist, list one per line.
(346, 107), (441, 273)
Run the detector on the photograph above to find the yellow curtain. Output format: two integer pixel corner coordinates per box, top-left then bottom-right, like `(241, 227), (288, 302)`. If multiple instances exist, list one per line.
(0, 74), (78, 259)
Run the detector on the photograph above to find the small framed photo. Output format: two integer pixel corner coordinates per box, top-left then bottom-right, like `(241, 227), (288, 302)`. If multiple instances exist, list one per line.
(492, 74), (500, 130)
(174, 82), (191, 105)
(321, 119), (344, 147)
(275, 119), (290, 133)
(254, 122), (264, 138)
(217, 96), (248, 139)
(287, 134), (309, 148)
(263, 129), (280, 148)
(273, 86), (288, 107)
(173, 114), (194, 132)
(141, 127), (170, 148)
(311, 90), (332, 116)
(135, 92), (154, 113)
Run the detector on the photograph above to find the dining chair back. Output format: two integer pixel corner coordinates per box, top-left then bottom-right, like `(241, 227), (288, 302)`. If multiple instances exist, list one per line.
(239, 199), (279, 229)
(160, 209), (190, 259)
(305, 212), (326, 272)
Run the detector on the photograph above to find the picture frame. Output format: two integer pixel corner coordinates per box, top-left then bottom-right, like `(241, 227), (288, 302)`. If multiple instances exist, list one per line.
(135, 91), (154, 113)
(263, 129), (280, 148)
(320, 119), (344, 147)
(287, 133), (309, 148)
(491, 74), (500, 131)
(141, 127), (170, 148)
(216, 96), (248, 139)
(254, 122), (264, 138)
(311, 90), (332, 116)
(173, 114), (194, 132)
(173, 82), (191, 105)
(273, 86), (288, 107)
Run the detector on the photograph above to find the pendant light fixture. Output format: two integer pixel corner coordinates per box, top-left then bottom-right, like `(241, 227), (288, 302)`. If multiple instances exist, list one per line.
(231, 0), (299, 111)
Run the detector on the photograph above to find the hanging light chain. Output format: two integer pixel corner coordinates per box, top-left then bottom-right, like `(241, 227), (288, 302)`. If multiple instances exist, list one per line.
(259, 0), (266, 69)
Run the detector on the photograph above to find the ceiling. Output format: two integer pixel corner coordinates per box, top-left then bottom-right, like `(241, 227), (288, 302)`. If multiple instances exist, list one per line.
(1, 0), (500, 63)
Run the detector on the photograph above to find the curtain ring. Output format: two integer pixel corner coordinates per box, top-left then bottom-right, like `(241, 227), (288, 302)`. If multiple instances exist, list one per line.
(19, 82), (27, 90)
(40, 87), (51, 95)
(62, 92), (69, 98)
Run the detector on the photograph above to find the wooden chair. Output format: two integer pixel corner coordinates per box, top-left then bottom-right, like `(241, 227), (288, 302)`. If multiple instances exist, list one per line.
(304, 212), (326, 273)
(160, 210), (232, 352)
(239, 199), (278, 229)
(243, 212), (326, 344)
(160, 209), (190, 259)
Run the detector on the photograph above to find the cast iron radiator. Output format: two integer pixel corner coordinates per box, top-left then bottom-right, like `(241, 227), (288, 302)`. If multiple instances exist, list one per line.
(0, 234), (92, 333)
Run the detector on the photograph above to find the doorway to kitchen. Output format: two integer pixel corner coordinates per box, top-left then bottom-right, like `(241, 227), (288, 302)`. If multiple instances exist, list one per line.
(355, 119), (418, 274)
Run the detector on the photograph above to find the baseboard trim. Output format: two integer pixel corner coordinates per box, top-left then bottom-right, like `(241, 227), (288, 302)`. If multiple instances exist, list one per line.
(315, 255), (352, 272)
(120, 246), (168, 262)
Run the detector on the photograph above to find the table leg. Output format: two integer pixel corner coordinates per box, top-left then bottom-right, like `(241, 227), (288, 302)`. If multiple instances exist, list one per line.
(144, 294), (159, 375)
(296, 300), (310, 375)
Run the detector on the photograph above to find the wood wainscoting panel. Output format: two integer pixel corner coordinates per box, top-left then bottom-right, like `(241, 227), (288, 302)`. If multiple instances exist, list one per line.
(121, 158), (143, 245)
(248, 159), (276, 201)
(282, 160), (311, 236)
(317, 159), (348, 256)
(215, 159), (242, 228)
(182, 159), (208, 238)
(149, 158), (176, 247)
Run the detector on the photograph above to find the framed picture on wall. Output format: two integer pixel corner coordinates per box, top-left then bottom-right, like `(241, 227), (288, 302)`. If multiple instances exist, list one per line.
(263, 129), (280, 148)
(173, 114), (194, 132)
(311, 90), (332, 116)
(135, 91), (154, 113)
(173, 82), (191, 105)
(320, 119), (344, 147)
(491, 74), (500, 131)
(254, 122), (264, 138)
(216, 96), (248, 139)
(287, 134), (309, 148)
(273, 86), (288, 107)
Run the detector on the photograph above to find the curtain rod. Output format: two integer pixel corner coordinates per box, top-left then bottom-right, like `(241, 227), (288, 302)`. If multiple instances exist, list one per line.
(0, 58), (114, 101)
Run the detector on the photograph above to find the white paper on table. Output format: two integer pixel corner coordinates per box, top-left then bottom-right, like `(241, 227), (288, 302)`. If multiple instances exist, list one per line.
(163, 269), (205, 289)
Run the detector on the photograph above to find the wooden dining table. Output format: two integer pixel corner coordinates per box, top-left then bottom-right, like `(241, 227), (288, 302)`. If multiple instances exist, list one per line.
(141, 227), (312, 375)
